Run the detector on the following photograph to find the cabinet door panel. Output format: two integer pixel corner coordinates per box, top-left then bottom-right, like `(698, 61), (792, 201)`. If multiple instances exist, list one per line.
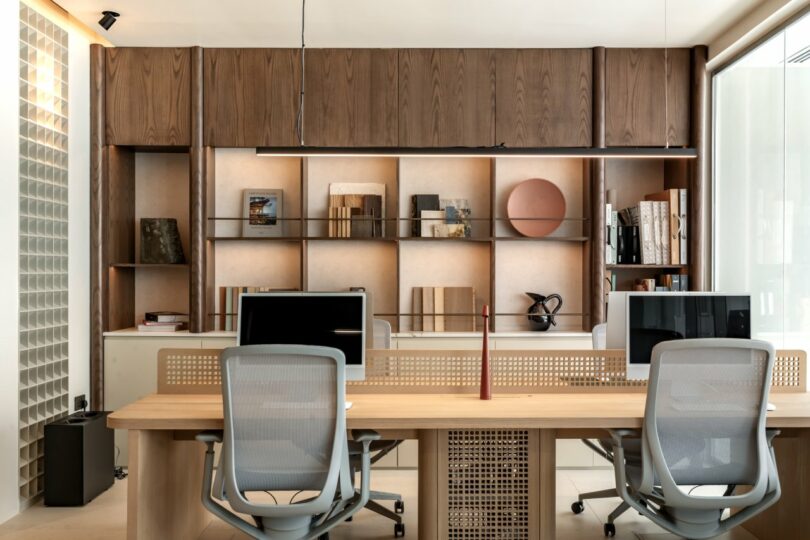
(204, 48), (300, 147)
(496, 49), (592, 147)
(605, 48), (690, 147)
(399, 49), (495, 147)
(105, 48), (191, 146)
(305, 49), (398, 147)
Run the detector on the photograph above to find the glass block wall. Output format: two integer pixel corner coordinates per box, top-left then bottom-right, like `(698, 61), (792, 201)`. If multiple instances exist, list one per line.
(18, 2), (69, 503)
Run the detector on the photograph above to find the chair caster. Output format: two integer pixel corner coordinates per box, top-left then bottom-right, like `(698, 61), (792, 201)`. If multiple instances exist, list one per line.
(318, 534), (329, 540)
(603, 523), (616, 537)
(394, 522), (405, 537)
(345, 516), (353, 522)
(395, 499), (405, 514)
(571, 501), (585, 514)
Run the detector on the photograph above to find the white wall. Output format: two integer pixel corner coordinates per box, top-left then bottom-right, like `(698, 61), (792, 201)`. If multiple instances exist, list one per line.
(0, 0), (21, 524)
(0, 1), (92, 524)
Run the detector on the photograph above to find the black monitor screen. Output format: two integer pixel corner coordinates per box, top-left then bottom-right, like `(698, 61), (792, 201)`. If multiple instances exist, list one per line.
(238, 294), (365, 365)
(627, 295), (750, 365)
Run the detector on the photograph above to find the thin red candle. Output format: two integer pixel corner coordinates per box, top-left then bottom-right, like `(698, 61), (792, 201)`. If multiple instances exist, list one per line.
(480, 304), (491, 400)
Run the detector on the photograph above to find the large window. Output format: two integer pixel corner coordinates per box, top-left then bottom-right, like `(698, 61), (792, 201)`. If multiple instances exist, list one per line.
(714, 11), (810, 353)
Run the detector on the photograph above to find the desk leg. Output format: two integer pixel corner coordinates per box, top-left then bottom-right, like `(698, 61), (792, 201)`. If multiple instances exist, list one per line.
(127, 430), (210, 540)
(741, 428), (810, 539)
(418, 429), (439, 540)
(538, 429), (556, 540)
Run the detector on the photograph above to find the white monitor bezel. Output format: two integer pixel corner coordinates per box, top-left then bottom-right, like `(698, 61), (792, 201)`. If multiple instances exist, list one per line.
(236, 291), (367, 381)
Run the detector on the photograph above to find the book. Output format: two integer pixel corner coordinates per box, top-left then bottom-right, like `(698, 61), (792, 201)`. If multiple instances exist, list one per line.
(605, 203), (613, 265)
(679, 189), (688, 265)
(609, 209), (618, 265)
(422, 287), (434, 331)
(651, 201), (662, 264)
(362, 195), (383, 237)
(225, 287), (233, 331)
(434, 287), (445, 332)
(420, 210), (445, 237)
(138, 321), (186, 332)
(645, 189), (680, 264)
(412, 287), (422, 331)
(329, 183), (386, 238)
(679, 274), (689, 291)
(617, 225), (640, 264)
(144, 311), (188, 323)
(672, 274), (681, 291)
(638, 201), (656, 264)
(444, 287), (475, 331)
(660, 201), (670, 265)
(411, 194), (440, 236)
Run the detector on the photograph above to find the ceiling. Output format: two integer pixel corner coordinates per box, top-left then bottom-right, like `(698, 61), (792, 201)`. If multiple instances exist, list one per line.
(56, 0), (761, 48)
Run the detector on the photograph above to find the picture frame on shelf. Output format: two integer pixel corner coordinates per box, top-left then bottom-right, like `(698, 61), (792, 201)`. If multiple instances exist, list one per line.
(242, 189), (283, 238)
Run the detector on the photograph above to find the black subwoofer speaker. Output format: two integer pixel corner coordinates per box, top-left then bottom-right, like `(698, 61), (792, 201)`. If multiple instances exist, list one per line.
(44, 411), (114, 506)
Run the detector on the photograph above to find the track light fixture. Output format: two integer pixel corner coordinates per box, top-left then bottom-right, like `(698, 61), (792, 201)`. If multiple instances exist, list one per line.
(98, 10), (119, 31)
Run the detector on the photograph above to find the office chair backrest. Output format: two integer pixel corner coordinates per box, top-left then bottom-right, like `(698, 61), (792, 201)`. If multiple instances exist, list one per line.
(373, 318), (392, 349)
(592, 323), (607, 349)
(220, 345), (346, 503)
(646, 339), (774, 488)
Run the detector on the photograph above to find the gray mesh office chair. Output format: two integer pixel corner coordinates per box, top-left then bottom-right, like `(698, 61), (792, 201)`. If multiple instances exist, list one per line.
(196, 345), (379, 540)
(347, 319), (406, 537)
(571, 323), (635, 536)
(609, 339), (781, 539)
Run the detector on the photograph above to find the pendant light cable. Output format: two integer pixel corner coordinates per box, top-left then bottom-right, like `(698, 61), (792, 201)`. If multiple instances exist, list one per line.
(296, 0), (306, 145)
(664, 0), (669, 148)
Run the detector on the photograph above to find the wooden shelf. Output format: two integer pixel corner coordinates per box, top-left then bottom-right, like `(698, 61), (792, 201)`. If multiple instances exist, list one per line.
(606, 264), (687, 270)
(207, 235), (588, 243)
(109, 263), (190, 269)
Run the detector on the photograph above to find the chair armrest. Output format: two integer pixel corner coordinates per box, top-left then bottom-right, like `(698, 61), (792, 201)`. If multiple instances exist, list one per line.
(766, 429), (780, 446)
(195, 430), (223, 444)
(351, 429), (381, 443)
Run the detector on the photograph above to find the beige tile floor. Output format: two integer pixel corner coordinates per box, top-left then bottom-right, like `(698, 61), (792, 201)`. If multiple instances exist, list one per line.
(0, 469), (759, 540)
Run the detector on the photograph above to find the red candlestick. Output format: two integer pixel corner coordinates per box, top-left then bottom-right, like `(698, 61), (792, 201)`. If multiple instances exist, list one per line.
(480, 304), (491, 400)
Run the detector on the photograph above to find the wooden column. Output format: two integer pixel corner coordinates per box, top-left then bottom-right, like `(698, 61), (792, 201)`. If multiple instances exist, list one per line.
(690, 46), (709, 291)
(589, 47), (606, 327)
(189, 46), (207, 332)
(538, 429), (557, 540)
(418, 429), (440, 539)
(89, 44), (106, 408)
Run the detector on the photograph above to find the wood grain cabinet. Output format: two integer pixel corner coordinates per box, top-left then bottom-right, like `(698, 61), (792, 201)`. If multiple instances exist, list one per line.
(605, 48), (690, 147)
(399, 49), (496, 147)
(304, 49), (398, 147)
(496, 49), (592, 147)
(105, 48), (191, 146)
(203, 48), (301, 147)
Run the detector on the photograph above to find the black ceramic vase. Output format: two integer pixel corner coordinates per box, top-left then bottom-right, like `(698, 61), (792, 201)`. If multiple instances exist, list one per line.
(526, 292), (563, 331)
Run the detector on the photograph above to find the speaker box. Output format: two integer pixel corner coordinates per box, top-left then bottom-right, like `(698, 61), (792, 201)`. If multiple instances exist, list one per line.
(44, 411), (114, 506)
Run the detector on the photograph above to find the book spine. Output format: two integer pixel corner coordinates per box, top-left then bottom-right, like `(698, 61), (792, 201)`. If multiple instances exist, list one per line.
(679, 189), (688, 265)
(639, 202), (655, 264)
(605, 203), (613, 265)
(669, 191), (680, 265)
(652, 201), (662, 265)
(617, 226), (627, 264)
(434, 287), (445, 332)
(660, 201), (670, 265)
(225, 287), (233, 331)
(631, 226), (640, 264)
(610, 211), (618, 266)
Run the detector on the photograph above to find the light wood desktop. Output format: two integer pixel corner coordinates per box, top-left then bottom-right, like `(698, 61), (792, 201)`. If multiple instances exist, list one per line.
(110, 391), (810, 540)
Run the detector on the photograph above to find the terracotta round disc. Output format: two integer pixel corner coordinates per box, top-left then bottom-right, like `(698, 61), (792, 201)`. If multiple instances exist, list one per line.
(507, 178), (566, 237)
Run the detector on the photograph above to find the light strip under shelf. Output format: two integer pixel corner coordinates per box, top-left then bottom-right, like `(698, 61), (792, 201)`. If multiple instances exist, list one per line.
(256, 146), (698, 159)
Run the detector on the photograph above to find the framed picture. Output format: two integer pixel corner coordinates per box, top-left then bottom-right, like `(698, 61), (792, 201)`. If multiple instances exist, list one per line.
(242, 189), (283, 237)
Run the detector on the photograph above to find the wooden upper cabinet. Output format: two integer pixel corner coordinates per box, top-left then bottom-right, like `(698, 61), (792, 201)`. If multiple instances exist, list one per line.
(496, 49), (592, 147)
(203, 48), (300, 147)
(105, 48), (191, 146)
(304, 49), (398, 147)
(605, 48), (691, 147)
(399, 49), (496, 147)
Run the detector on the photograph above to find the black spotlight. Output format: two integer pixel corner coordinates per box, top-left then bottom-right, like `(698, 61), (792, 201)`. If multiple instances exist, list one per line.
(98, 10), (119, 31)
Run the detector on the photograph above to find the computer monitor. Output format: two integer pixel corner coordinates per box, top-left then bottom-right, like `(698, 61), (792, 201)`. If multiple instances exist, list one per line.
(237, 291), (367, 381)
(606, 292), (751, 379)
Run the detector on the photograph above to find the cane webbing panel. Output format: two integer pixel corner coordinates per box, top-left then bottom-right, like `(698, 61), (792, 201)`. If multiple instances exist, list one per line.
(158, 349), (222, 394)
(155, 348), (806, 394)
(443, 430), (535, 539)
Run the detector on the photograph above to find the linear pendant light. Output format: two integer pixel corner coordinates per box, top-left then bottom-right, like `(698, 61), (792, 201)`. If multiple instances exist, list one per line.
(262, 0), (696, 160)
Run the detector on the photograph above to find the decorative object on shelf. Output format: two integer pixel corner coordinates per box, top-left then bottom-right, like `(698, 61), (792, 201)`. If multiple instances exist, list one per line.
(525, 292), (563, 331)
(412, 286), (476, 331)
(507, 178), (566, 237)
(420, 210), (446, 237)
(328, 183), (386, 238)
(441, 198), (472, 238)
(140, 218), (185, 264)
(242, 189), (283, 238)
(433, 224), (465, 238)
(411, 194), (440, 236)
(480, 304), (491, 400)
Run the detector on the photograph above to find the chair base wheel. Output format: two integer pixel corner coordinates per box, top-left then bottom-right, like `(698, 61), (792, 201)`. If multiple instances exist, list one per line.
(394, 499), (405, 514)
(604, 523), (616, 537)
(571, 501), (585, 514)
(345, 516), (353, 522)
(394, 522), (405, 537)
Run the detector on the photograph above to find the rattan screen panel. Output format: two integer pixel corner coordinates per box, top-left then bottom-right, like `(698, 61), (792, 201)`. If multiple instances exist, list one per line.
(154, 348), (806, 395)
(157, 349), (222, 394)
(440, 429), (538, 539)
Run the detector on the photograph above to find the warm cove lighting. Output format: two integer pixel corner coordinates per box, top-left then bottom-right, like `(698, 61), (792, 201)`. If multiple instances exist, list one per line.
(256, 147), (698, 159)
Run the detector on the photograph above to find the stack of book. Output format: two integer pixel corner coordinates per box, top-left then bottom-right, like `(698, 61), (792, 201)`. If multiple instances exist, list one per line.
(138, 311), (188, 332)
(411, 286), (476, 331)
(411, 194), (472, 238)
(606, 189), (688, 265)
(328, 183), (385, 238)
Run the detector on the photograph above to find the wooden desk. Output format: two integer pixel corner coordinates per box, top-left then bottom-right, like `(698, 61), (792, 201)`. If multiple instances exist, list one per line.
(109, 392), (810, 540)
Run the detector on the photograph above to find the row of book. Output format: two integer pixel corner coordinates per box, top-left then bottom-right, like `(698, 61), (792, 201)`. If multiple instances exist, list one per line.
(606, 189), (688, 265)
(137, 311), (188, 332)
(411, 195), (472, 238)
(328, 183), (385, 238)
(411, 286), (476, 332)
(605, 271), (690, 294)
(217, 286), (298, 331)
